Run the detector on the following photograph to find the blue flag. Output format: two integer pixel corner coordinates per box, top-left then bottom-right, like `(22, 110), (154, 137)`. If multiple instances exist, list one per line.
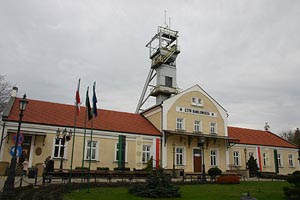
(92, 82), (98, 117)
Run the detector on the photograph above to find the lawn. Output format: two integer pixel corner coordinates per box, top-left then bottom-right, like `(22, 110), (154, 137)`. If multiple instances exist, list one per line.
(63, 181), (290, 200)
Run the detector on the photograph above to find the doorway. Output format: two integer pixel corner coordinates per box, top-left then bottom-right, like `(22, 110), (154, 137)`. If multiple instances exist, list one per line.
(193, 149), (202, 172)
(21, 135), (32, 160)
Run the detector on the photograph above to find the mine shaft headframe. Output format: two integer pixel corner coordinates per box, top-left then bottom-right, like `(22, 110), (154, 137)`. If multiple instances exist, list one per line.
(146, 26), (179, 60)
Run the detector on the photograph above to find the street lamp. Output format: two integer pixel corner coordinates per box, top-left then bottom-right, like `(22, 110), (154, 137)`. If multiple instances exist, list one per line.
(172, 142), (176, 178)
(56, 128), (72, 171)
(197, 137), (206, 182)
(244, 148), (247, 170)
(2, 94), (28, 198)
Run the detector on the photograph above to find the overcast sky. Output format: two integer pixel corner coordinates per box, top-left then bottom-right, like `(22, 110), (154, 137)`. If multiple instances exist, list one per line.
(1, 0), (299, 134)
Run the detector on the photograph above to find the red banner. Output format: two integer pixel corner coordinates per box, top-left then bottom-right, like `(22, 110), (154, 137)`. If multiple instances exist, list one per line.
(156, 138), (160, 169)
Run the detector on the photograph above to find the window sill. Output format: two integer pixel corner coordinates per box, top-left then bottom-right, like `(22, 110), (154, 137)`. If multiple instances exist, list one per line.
(289, 166), (295, 168)
(113, 161), (128, 164)
(193, 131), (203, 134)
(84, 160), (99, 163)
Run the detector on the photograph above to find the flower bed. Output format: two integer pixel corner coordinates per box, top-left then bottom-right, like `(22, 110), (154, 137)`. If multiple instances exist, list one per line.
(216, 174), (240, 184)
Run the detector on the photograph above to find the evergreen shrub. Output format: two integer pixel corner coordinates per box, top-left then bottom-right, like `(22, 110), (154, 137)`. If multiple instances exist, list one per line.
(283, 170), (300, 200)
(208, 167), (222, 180)
(129, 170), (181, 198)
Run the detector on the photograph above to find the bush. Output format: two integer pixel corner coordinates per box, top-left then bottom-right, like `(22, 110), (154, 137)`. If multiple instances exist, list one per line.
(129, 170), (181, 198)
(75, 167), (89, 171)
(283, 170), (300, 199)
(247, 156), (259, 177)
(113, 167), (130, 171)
(96, 167), (109, 171)
(208, 167), (222, 179)
(216, 175), (240, 184)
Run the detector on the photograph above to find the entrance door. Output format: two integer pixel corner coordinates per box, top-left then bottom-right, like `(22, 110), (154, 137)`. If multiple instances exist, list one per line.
(193, 149), (202, 172)
(21, 135), (32, 160)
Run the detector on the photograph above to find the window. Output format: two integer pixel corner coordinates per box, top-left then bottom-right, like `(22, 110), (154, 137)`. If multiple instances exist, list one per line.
(233, 151), (240, 166)
(176, 147), (184, 165)
(142, 145), (151, 163)
(85, 141), (98, 161)
(277, 154), (282, 167)
(114, 142), (127, 162)
(165, 76), (173, 87)
(263, 153), (267, 166)
(288, 154), (294, 167)
(210, 149), (218, 166)
(191, 97), (203, 107)
(53, 138), (66, 159)
(176, 118), (184, 130)
(194, 120), (202, 133)
(210, 122), (217, 134)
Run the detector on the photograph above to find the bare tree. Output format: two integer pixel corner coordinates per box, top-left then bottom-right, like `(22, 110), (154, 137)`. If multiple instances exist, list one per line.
(280, 128), (300, 146)
(0, 75), (12, 115)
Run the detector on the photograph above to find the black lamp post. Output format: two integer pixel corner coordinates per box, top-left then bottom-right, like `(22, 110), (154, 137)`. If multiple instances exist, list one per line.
(172, 142), (176, 178)
(2, 94), (28, 198)
(244, 148), (247, 170)
(197, 137), (206, 182)
(56, 128), (72, 171)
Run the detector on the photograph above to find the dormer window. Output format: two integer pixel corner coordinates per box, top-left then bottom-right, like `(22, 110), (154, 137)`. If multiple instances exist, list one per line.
(191, 97), (203, 107)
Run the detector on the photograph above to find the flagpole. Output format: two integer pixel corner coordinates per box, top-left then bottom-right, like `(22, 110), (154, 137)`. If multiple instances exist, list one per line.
(69, 78), (81, 190)
(87, 81), (97, 193)
(68, 106), (77, 184)
(80, 101), (88, 189)
(87, 118), (93, 193)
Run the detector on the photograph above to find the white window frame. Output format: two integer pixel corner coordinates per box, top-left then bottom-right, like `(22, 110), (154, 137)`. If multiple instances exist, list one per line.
(194, 120), (202, 133)
(288, 154), (294, 167)
(176, 118), (185, 130)
(210, 122), (217, 134)
(263, 153), (267, 167)
(277, 153), (282, 167)
(84, 140), (99, 161)
(233, 151), (240, 166)
(52, 138), (68, 159)
(175, 147), (185, 166)
(210, 149), (219, 167)
(114, 142), (128, 162)
(142, 145), (151, 163)
(191, 97), (203, 107)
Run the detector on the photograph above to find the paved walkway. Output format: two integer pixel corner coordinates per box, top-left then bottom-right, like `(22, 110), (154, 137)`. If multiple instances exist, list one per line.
(0, 175), (284, 192)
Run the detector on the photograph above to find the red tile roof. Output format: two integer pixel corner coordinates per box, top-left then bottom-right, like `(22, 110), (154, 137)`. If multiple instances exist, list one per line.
(228, 126), (297, 149)
(6, 98), (161, 137)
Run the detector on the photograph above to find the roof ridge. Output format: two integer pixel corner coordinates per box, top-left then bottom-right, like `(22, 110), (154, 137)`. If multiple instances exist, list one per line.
(23, 98), (139, 115)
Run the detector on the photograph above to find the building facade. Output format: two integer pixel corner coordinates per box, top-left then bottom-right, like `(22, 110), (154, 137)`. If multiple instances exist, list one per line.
(228, 126), (299, 175)
(142, 85), (236, 173)
(0, 88), (299, 176)
(0, 93), (161, 173)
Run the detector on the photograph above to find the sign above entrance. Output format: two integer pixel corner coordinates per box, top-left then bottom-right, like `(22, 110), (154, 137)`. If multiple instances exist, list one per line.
(176, 106), (217, 117)
(9, 146), (22, 157)
(12, 132), (24, 145)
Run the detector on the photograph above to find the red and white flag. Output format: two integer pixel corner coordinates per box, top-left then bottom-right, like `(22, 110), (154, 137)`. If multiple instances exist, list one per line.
(75, 78), (81, 116)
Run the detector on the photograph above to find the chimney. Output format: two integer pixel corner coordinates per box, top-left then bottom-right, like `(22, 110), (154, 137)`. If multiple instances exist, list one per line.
(11, 86), (18, 97)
